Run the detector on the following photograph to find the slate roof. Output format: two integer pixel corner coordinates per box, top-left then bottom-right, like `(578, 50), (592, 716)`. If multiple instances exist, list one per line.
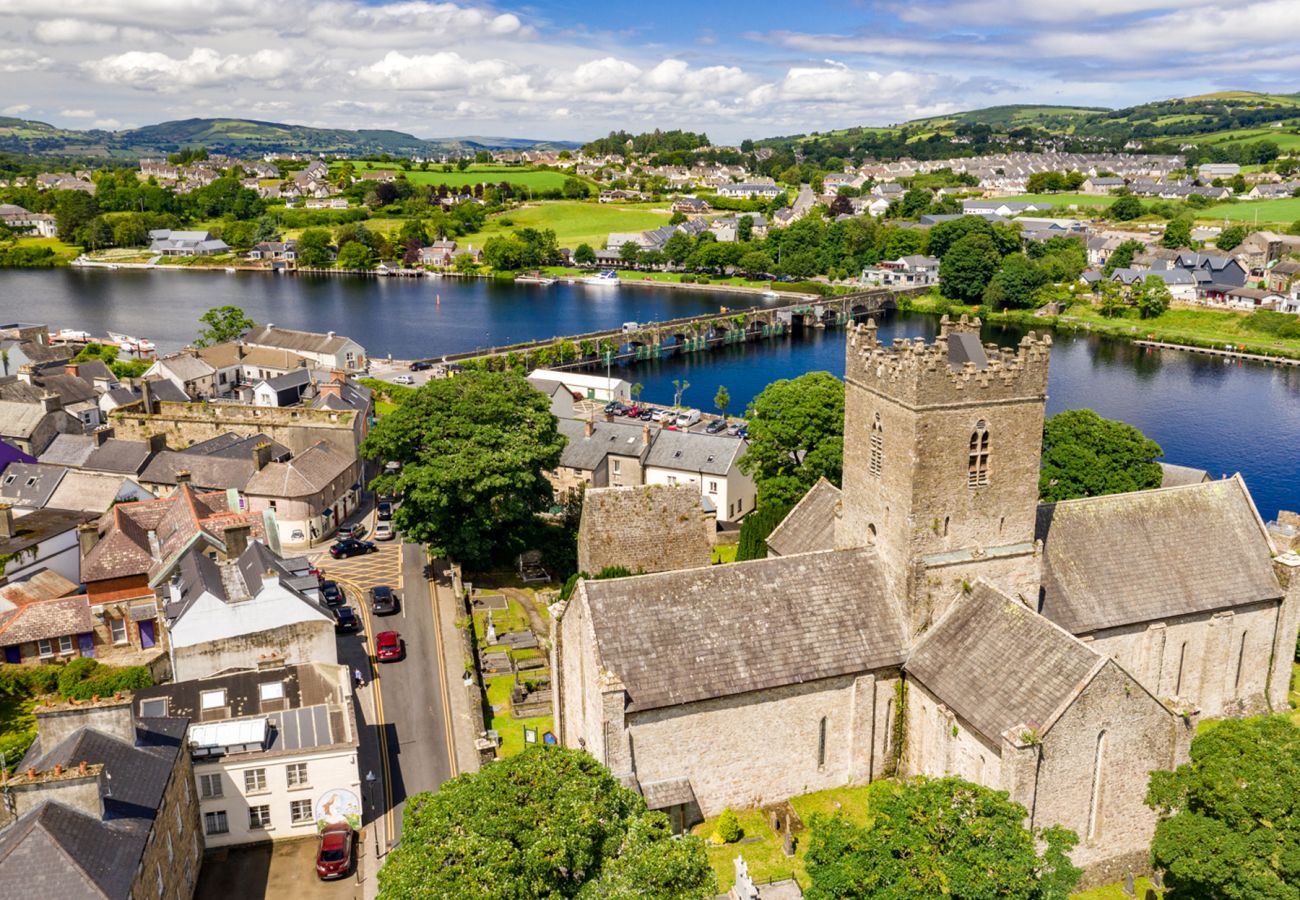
(243, 325), (354, 355)
(47, 473), (146, 515)
(139, 450), (254, 491)
(196, 342), (308, 370)
(644, 428), (744, 476)
(1037, 477), (1282, 634)
(906, 581), (1103, 743)
(142, 377), (187, 403)
(244, 441), (353, 498)
(162, 540), (327, 624)
(154, 353), (215, 383)
(183, 432), (289, 461)
(557, 418), (651, 471)
(0, 595), (91, 645)
(581, 548), (905, 711)
(1159, 462), (1211, 487)
(0, 508), (93, 560)
(81, 439), (155, 476)
(766, 478), (840, 557)
(947, 332), (989, 370)
(0, 400), (58, 440)
(0, 462), (67, 508)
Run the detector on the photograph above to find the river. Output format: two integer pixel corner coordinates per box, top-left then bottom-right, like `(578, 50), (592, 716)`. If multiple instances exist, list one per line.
(2, 268), (1298, 520)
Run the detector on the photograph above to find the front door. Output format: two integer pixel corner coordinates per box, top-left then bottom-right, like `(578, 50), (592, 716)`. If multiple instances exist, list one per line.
(3, 646), (19, 664)
(79, 632), (95, 658)
(139, 620), (155, 649)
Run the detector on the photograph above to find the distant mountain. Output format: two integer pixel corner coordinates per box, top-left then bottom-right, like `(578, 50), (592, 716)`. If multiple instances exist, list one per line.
(0, 116), (580, 158)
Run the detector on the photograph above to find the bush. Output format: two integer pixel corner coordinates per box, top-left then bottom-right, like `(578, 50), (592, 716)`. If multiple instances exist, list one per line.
(57, 658), (153, 700)
(713, 807), (742, 844)
(680, 274), (697, 283)
(736, 503), (792, 561)
(1244, 310), (1294, 334)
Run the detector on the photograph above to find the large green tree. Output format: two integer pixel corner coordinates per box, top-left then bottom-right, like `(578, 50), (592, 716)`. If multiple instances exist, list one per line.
(378, 748), (715, 900)
(984, 252), (1048, 309)
(360, 370), (565, 565)
(804, 777), (1080, 900)
(1147, 717), (1300, 899)
(195, 305), (254, 348)
(1039, 409), (1163, 502)
(941, 232), (1001, 304)
(738, 371), (844, 508)
(296, 228), (333, 267)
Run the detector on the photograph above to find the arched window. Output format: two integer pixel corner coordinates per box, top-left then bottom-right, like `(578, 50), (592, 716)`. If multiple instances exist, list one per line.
(1088, 731), (1107, 841)
(883, 699), (894, 754)
(867, 523), (877, 544)
(968, 420), (990, 488)
(869, 413), (883, 478)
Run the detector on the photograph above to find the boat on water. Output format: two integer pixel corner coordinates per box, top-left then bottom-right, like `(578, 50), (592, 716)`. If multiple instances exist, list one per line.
(51, 328), (92, 343)
(108, 331), (157, 355)
(516, 275), (557, 285)
(224, 267), (237, 273)
(582, 270), (620, 286)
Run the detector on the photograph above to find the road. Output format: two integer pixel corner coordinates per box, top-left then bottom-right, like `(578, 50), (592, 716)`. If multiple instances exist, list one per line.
(320, 539), (457, 857)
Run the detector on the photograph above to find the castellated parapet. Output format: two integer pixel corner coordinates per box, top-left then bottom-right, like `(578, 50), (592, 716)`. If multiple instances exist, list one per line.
(845, 315), (1052, 409)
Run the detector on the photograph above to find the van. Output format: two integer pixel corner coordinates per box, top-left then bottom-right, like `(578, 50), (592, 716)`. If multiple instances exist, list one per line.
(622, 321), (639, 334)
(675, 408), (701, 428)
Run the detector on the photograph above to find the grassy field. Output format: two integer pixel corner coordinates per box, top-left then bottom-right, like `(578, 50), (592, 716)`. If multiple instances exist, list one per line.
(473, 201), (671, 249)
(1193, 124), (1300, 151)
(472, 594), (553, 757)
(994, 193), (1116, 207)
(14, 236), (83, 262)
(1199, 196), (1300, 224)
(341, 161), (573, 191)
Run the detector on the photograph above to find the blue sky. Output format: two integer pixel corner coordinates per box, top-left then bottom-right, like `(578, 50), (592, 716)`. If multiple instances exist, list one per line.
(0, 0), (1296, 143)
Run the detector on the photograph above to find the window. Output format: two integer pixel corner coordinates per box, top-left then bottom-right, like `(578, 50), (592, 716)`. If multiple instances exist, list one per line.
(58, 635), (74, 654)
(667, 476), (678, 486)
(258, 682), (284, 702)
(1087, 731), (1107, 841)
(249, 805), (271, 829)
(708, 481), (718, 494)
(869, 413), (883, 477)
(140, 698), (169, 718)
(290, 799), (313, 824)
(110, 618), (128, 644)
(200, 689), (226, 711)
(817, 716), (828, 768)
(612, 459), (621, 474)
(244, 768), (267, 793)
(38, 639), (53, 658)
(204, 811), (228, 835)
(967, 420), (990, 488)
(286, 763), (309, 788)
(199, 773), (223, 799)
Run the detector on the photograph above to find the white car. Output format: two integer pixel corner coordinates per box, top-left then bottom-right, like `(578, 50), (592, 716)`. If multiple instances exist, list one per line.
(392, 374), (415, 385)
(675, 409), (701, 428)
(373, 521), (395, 541)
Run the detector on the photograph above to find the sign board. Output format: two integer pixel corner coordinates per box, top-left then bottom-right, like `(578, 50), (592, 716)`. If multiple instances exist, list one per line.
(314, 787), (362, 832)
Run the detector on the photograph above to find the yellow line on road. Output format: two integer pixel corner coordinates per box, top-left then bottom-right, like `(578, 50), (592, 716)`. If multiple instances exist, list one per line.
(428, 569), (459, 778)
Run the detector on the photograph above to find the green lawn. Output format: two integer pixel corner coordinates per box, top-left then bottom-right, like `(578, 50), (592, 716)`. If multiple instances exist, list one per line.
(472, 201), (671, 249)
(1053, 302), (1300, 358)
(1199, 196), (1300, 225)
(1193, 125), (1300, 151)
(1072, 877), (1162, 900)
(341, 161), (573, 192)
(472, 594), (551, 758)
(993, 193), (1116, 207)
(14, 236), (82, 262)
(711, 544), (738, 564)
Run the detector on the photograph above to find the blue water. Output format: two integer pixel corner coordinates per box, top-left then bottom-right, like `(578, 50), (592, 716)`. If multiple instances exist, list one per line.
(1, 268), (1296, 519)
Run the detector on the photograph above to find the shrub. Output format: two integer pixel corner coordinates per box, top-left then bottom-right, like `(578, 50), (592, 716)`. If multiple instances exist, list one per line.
(714, 807), (742, 844)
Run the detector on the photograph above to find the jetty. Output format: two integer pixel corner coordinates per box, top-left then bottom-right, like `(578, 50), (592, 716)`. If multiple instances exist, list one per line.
(1134, 339), (1300, 367)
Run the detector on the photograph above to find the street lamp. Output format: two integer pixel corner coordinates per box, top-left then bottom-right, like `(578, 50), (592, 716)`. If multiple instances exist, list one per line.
(365, 770), (379, 857)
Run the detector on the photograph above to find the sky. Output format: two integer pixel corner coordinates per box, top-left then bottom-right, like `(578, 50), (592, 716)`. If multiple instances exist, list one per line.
(0, 0), (1297, 144)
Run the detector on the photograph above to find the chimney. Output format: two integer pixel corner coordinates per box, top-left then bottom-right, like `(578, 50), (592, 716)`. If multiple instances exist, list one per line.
(584, 419), (593, 438)
(147, 432), (167, 454)
(39, 391), (61, 413)
(34, 694), (136, 752)
(1, 764), (106, 828)
(297, 357), (309, 368)
(236, 343), (246, 361)
(92, 426), (113, 447)
(16, 364), (34, 386)
(64, 362), (80, 378)
(175, 470), (192, 485)
(642, 423), (651, 445)
(78, 522), (100, 557)
(0, 503), (13, 540)
(224, 523), (252, 558)
(318, 381), (342, 400)
(140, 378), (155, 414)
(251, 441), (272, 471)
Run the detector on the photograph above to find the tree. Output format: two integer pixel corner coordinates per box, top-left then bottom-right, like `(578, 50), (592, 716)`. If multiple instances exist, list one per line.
(379, 748), (715, 900)
(562, 177), (590, 199)
(984, 253), (1047, 310)
(738, 371), (844, 509)
(736, 214), (754, 243)
(1161, 215), (1193, 250)
(360, 370), (566, 566)
(195, 306), (254, 348)
(1096, 279), (1127, 318)
(739, 250), (772, 276)
(804, 777), (1080, 900)
(453, 253), (479, 274)
(1108, 194), (1144, 221)
(296, 228), (333, 267)
(1146, 717), (1300, 900)
(1136, 275), (1172, 319)
(713, 808), (741, 844)
(1102, 238), (1144, 275)
(573, 243), (596, 265)
(671, 378), (690, 408)
(619, 241), (641, 264)
(940, 233), (1001, 304)
(662, 231), (692, 266)
(713, 385), (730, 419)
(1215, 224), (1247, 251)
(336, 241), (376, 270)
(474, 150), (493, 164)
(456, 158), (470, 171)
(1038, 409), (1163, 502)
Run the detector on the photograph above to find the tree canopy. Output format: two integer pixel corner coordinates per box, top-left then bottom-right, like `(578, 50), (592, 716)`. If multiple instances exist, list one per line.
(195, 305), (253, 347)
(1038, 409), (1163, 502)
(1147, 717), (1300, 900)
(804, 777), (1080, 900)
(359, 370), (566, 565)
(737, 371), (844, 509)
(378, 748), (716, 900)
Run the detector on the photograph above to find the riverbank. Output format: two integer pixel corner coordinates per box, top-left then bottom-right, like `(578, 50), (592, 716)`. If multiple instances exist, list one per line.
(904, 292), (1300, 362)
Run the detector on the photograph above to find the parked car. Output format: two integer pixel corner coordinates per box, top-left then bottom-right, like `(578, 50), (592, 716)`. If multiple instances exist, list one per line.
(638, 407), (654, 421)
(333, 606), (360, 633)
(320, 580), (344, 607)
(373, 521), (395, 541)
(409, 361), (432, 371)
(316, 823), (354, 880)
(329, 538), (376, 559)
(376, 630), (403, 662)
(624, 403), (640, 417)
(727, 420), (744, 436)
(650, 408), (668, 422)
(347, 523), (367, 539)
(377, 500), (393, 520)
(705, 419), (728, 434)
(393, 374), (415, 385)
(676, 409), (701, 428)
(370, 585), (399, 615)
(603, 400), (623, 415)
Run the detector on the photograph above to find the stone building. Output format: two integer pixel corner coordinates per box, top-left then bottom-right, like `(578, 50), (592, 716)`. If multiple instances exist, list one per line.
(577, 484), (713, 576)
(552, 315), (1300, 886)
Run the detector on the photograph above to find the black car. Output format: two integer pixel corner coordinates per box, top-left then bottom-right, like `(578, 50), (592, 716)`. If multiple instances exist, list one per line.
(638, 408), (654, 421)
(603, 401), (626, 416)
(705, 419), (728, 434)
(370, 585), (399, 615)
(329, 538), (376, 559)
(320, 580), (344, 607)
(409, 361), (432, 371)
(333, 606), (360, 633)
(377, 501), (393, 521)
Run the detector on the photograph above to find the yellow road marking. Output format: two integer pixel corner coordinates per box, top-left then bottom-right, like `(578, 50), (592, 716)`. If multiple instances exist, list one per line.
(428, 570), (459, 778)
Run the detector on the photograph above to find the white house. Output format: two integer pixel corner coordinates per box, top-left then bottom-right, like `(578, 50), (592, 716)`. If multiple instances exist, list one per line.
(529, 369), (631, 403)
(163, 540), (337, 681)
(148, 229), (230, 257)
(643, 429), (755, 522)
(241, 325), (367, 373)
(133, 662), (361, 848)
(0, 504), (91, 586)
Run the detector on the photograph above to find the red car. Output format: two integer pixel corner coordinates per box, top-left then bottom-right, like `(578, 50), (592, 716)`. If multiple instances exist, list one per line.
(316, 822), (354, 880)
(376, 630), (403, 662)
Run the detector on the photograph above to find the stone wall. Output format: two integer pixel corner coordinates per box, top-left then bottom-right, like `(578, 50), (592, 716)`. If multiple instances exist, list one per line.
(904, 678), (1004, 787)
(110, 400), (361, 456)
(577, 484), (712, 576)
(172, 620), (336, 682)
(552, 593), (607, 760)
(134, 746), (203, 899)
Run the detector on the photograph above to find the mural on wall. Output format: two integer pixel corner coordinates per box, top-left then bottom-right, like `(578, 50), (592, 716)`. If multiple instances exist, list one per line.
(315, 787), (362, 831)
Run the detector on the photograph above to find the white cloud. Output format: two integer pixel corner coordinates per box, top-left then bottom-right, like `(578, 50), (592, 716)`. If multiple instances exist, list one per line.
(0, 48), (52, 73)
(353, 50), (513, 91)
(3, 103), (32, 115)
(34, 19), (120, 43)
(85, 47), (295, 90)
(59, 108), (96, 118)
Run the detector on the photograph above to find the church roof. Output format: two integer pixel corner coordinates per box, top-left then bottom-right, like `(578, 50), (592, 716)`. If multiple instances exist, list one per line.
(905, 581), (1103, 744)
(581, 548), (905, 712)
(1037, 476), (1282, 634)
(766, 478), (840, 557)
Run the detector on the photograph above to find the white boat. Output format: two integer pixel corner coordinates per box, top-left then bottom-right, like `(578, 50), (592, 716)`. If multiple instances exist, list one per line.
(108, 332), (156, 355)
(224, 267), (237, 273)
(582, 270), (620, 286)
(51, 329), (91, 343)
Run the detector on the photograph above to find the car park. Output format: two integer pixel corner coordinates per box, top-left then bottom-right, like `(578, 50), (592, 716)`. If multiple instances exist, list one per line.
(333, 606), (359, 633)
(727, 421), (744, 436)
(377, 500), (393, 520)
(370, 585), (399, 615)
(705, 419), (728, 434)
(320, 581), (344, 607)
(624, 403), (640, 417)
(650, 408), (667, 422)
(316, 823), (354, 879)
(329, 538), (376, 559)
(376, 630), (403, 662)
(373, 521), (395, 541)
(676, 409), (701, 428)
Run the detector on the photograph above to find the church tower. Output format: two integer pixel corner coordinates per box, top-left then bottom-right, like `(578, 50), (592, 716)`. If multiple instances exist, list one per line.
(836, 315), (1052, 633)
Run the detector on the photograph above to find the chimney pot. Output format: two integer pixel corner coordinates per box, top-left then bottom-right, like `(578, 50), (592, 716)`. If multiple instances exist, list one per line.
(584, 420), (593, 438)
(65, 362), (80, 378)
(79, 761), (87, 775)
(113, 692), (121, 701)
(26, 767), (34, 778)
(52, 764), (62, 777)
(92, 694), (99, 704)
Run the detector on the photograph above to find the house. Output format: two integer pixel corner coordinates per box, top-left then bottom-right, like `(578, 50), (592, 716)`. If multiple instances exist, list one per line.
(241, 441), (361, 547)
(147, 230), (230, 257)
(143, 353), (218, 400)
(251, 369), (372, 415)
(710, 215), (769, 243)
(5, 364), (105, 429)
(1267, 260), (1300, 294)
(419, 240), (460, 267)
(643, 428), (755, 522)
(1224, 286), (1285, 310)
(1246, 181), (1300, 200)
(1198, 163), (1240, 179)
(0, 462), (151, 514)
(716, 183), (782, 199)
(0, 384), (82, 456)
(861, 255), (940, 288)
(0, 203), (57, 237)
(1173, 251), (1249, 297)
(241, 325), (367, 372)
(247, 240), (297, 262)
(1080, 176), (1125, 195)
(195, 342), (311, 396)
(529, 369), (630, 403)
(1108, 267), (1198, 301)
(960, 199), (1047, 216)
(162, 540), (336, 682)
(671, 197), (711, 214)
(0, 695), (203, 899)
(1235, 231), (1300, 274)
(0, 594), (94, 665)
(133, 662), (360, 848)
(551, 418), (654, 499)
(0, 503), (92, 586)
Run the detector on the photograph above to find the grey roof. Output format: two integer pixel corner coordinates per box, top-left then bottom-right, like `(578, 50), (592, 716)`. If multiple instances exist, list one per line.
(243, 441), (354, 498)
(0, 462), (67, 508)
(142, 377), (188, 403)
(1159, 462), (1211, 487)
(640, 776), (697, 811)
(243, 324), (355, 355)
(766, 478), (840, 557)
(0, 400), (60, 441)
(139, 449), (254, 491)
(643, 428), (744, 476)
(947, 332), (989, 370)
(82, 439), (154, 476)
(164, 540), (328, 624)
(183, 432), (290, 461)
(0, 508), (93, 559)
(155, 353), (215, 382)
(581, 548), (905, 711)
(1037, 477), (1282, 634)
(905, 582), (1103, 743)
(557, 418), (651, 471)
(38, 433), (97, 468)
(46, 472), (146, 514)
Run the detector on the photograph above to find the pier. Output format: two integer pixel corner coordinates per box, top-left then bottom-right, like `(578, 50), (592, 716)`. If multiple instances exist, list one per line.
(1134, 339), (1300, 367)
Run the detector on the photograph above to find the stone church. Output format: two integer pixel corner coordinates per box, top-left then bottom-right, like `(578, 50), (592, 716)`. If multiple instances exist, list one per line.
(551, 316), (1300, 885)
